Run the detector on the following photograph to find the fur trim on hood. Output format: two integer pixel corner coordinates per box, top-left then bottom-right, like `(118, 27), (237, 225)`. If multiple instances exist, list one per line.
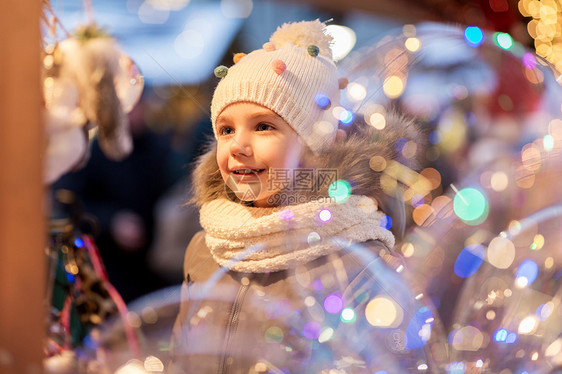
(189, 111), (427, 237)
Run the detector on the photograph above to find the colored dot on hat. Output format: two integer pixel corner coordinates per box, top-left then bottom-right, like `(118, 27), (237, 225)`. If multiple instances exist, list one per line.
(272, 59), (286, 75)
(233, 53), (246, 64)
(214, 65), (228, 78)
(307, 45), (319, 57)
(338, 77), (349, 90)
(263, 42), (276, 51)
(315, 93), (331, 109)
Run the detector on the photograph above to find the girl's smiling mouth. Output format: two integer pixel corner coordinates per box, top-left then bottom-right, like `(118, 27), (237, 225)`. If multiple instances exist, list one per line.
(231, 168), (266, 175)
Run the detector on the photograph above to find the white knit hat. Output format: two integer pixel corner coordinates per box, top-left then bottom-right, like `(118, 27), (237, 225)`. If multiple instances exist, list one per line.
(210, 20), (341, 153)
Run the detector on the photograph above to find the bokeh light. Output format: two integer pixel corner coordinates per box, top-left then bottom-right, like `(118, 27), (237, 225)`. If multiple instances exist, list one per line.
(454, 244), (485, 278)
(340, 307), (356, 323)
(531, 234), (545, 250)
(380, 215), (393, 230)
(279, 209), (294, 221)
(450, 326), (484, 351)
(302, 321), (322, 339)
(536, 302), (554, 321)
(401, 242), (415, 257)
(413, 204), (434, 226)
(318, 327), (334, 343)
(543, 134), (555, 151)
(347, 82), (367, 102)
(453, 187), (489, 224)
(545, 339), (562, 358)
(323, 293), (343, 314)
(522, 52), (537, 69)
(464, 26), (484, 47)
(265, 326), (284, 344)
(495, 32), (513, 50)
(487, 236), (516, 269)
(367, 112), (387, 130)
(318, 209), (332, 222)
(494, 328), (508, 342)
(518, 316), (537, 334)
(411, 194), (425, 208)
(328, 180), (352, 203)
(365, 296), (403, 328)
(490, 171), (509, 191)
(144, 355), (164, 372)
(405, 37), (421, 52)
(383, 76), (405, 99)
(515, 259), (539, 287)
(404, 307), (433, 349)
(338, 109), (354, 125)
(325, 24), (357, 61)
(506, 333), (517, 344)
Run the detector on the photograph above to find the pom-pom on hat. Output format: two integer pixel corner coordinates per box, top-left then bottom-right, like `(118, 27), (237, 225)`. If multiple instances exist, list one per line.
(210, 20), (340, 153)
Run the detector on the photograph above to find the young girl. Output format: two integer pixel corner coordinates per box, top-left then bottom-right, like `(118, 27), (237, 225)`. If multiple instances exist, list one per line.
(169, 20), (438, 373)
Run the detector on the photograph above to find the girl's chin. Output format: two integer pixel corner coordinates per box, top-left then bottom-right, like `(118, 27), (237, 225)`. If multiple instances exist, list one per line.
(252, 195), (275, 207)
(232, 188), (278, 207)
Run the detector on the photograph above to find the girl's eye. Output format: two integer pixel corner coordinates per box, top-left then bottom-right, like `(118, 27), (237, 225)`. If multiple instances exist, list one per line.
(219, 127), (234, 136)
(257, 123), (274, 131)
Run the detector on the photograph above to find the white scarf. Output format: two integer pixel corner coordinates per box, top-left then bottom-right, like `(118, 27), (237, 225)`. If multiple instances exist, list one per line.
(199, 195), (395, 273)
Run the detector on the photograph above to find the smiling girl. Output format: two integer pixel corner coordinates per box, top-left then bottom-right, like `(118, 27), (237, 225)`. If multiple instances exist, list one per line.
(169, 20), (434, 373)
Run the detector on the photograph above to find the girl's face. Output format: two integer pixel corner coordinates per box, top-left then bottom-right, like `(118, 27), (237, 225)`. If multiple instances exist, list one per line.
(216, 102), (303, 207)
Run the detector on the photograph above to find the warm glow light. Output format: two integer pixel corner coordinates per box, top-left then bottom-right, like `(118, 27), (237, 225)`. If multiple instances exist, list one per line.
(405, 37), (421, 52)
(318, 327), (334, 343)
(518, 316), (537, 334)
(520, 0), (562, 73)
(347, 82), (367, 102)
(368, 112), (386, 130)
(490, 172), (509, 191)
(365, 296), (403, 327)
(545, 339), (562, 357)
(325, 25), (357, 61)
(401, 242), (415, 257)
(487, 237), (515, 269)
(383, 76), (405, 99)
(413, 204), (434, 226)
(144, 356), (164, 372)
(451, 326), (484, 351)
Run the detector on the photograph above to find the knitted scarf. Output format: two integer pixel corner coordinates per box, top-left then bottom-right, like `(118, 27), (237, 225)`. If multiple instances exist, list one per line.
(199, 195), (395, 273)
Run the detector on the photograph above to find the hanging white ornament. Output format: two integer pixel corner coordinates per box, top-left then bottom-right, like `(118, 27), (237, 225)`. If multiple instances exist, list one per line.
(56, 25), (137, 161)
(114, 53), (144, 114)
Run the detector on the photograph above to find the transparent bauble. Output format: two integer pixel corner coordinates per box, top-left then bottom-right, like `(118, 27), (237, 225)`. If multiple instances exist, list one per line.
(75, 233), (447, 373)
(448, 206), (562, 373)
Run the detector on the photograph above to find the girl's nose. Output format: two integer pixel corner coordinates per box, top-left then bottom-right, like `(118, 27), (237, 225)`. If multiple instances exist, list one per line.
(230, 132), (253, 157)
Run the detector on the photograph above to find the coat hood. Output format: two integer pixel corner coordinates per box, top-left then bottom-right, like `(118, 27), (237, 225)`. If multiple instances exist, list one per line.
(190, 111), (427, 239)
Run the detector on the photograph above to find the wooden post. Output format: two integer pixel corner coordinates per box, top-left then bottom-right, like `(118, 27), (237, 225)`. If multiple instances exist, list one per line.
(0, 1), (45, 374)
